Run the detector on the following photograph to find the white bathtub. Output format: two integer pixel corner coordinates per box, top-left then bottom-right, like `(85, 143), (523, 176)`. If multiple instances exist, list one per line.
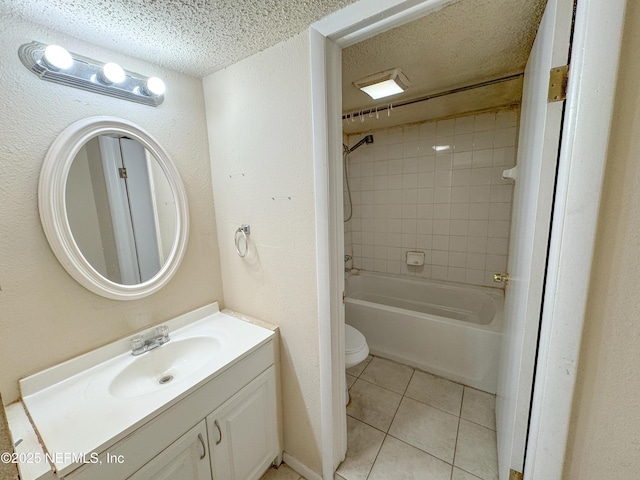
(345, 271), (503, 393)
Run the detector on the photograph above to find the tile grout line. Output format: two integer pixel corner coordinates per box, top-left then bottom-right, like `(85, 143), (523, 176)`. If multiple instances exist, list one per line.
(345, 413), (386, 436)
(451, 387), (466, 479)
(363, 431), (385, 480)
(459, 387), (498, 432)
(401, 368), (416, 397)
(459, 417), (497, 432)
(458, 386), (466, 417)
(456, 466), (485, 480)
(380, 365), (462, 475)
(364, 359), (414, 480)
(398, 377), (469, 419)
(347, 355), (497, 480)
(382, 366), (412, 435)
(347, 355), (380, 480)
(385, 368), (467, 472)
(385, 431), (456, 469)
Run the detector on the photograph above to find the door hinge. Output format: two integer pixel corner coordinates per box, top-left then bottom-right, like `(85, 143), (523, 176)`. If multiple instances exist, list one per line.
(118, 167), (127, 179)
(548, 64), (569, 102)
(509, 469), (523, 480)
(342, 291), (346, 304)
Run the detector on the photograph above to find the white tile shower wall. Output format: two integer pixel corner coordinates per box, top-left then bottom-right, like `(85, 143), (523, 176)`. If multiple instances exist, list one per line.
(344, 108), (518, 287)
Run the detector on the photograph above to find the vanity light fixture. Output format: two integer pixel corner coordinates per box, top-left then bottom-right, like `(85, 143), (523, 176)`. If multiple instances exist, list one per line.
(354, 68), (410, 100)
(42, 44), (73, 70)
(98, 62), (126, 84)
(18, 41), (165, 107)
(139, 77), (166, 96)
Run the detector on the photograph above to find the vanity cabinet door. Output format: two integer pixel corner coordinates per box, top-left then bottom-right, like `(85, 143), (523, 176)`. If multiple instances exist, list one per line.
(128, 421), (211, 480)
(207, 366), (278, 480)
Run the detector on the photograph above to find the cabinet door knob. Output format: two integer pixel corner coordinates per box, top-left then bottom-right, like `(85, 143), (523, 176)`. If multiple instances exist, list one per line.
(214, 419), (223, 445)
(198, 433), (206, 460)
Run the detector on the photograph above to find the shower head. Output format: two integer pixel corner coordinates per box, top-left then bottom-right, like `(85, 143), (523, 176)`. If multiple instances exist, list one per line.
(347, 134), (374, 153)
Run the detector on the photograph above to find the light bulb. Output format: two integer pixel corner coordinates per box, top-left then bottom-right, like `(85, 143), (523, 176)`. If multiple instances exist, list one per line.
(102, 62), (126, 84)
(43, 45), (73, 70)
(146, 77), (165, 96)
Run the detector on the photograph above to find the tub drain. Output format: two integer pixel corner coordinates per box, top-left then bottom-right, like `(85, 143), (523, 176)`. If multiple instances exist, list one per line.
(158, 374), (174, 385)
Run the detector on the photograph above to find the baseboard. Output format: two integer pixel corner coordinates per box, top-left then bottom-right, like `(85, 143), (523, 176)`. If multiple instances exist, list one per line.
(282, 452), (322, 480)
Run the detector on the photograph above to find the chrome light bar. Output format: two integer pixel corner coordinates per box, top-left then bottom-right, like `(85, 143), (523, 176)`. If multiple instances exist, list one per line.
(18, 41), (165, 107)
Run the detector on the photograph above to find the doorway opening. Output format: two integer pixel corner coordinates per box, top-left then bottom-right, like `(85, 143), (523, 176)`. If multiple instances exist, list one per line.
(337, 1), (552, 478)
(310, 0), (625, 479)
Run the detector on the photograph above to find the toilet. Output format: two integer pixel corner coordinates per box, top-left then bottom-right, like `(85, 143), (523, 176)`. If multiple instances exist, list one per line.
(345, 324), (369, 404)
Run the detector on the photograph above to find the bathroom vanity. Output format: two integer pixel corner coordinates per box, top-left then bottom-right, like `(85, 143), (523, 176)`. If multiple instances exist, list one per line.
(6, 304), (282, 480)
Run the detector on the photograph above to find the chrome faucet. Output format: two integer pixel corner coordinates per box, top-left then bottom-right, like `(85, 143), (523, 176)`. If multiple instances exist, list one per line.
(130, 325), (170, 356)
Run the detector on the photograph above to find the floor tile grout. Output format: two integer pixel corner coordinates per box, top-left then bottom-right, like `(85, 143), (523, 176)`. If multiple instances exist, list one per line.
(401, 367), (416, 396)
(361, 354), (495, 395)
(345, 354), (497, 480)
(455, 466), (484, 479)
(348, 405), (478, 472)
(353, 374), (469, 422)
(363, 432), (384, 480)
(351, 373), (497, 433)
(346, 413), (386, 435)
(451, 387), (465, 479)
(386, 432), (455, 466)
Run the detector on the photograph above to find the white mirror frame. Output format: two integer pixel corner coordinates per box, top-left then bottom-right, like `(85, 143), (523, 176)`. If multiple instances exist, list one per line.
(39, 116), (190, 300)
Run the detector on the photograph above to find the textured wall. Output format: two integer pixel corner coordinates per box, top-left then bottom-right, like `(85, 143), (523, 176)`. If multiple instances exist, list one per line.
(203, 32), (322, 474)
(563, 1), (640, 477)
(0, 14), (223, 403)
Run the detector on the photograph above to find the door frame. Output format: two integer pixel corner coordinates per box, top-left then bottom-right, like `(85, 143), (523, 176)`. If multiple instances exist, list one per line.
(495, 0), (573, 477)
(98, 135), (140, 284)
(309, 0), (626, 479)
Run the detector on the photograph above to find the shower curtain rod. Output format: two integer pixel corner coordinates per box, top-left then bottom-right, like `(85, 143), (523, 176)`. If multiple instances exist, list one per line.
(342, 73), (524, 120)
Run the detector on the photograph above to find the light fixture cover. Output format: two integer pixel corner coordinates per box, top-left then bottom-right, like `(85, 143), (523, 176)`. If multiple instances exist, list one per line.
(43, 45), (73, 70)
(102, 62), (126, 84)
(146, 77), (166, 96)
(354, 68), (410, 100)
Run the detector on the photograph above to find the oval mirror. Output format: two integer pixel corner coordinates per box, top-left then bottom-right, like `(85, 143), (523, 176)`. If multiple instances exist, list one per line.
(39, 117), (189, 300)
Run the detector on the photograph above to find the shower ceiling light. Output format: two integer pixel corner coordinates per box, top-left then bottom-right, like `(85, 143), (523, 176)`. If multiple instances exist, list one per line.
(354, 68), (410, 100)
(18, 41), (165, 107)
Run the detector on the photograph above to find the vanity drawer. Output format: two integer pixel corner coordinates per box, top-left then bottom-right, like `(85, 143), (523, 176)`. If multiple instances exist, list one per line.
(63, 340), (274, 480)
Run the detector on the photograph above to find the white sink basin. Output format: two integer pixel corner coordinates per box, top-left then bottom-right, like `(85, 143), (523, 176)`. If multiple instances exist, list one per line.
(19, 304), (275, 476)
(109, 336), (221, 398)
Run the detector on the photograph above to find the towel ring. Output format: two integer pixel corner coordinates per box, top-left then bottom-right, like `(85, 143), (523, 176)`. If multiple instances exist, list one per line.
(235, 225), (250, 257)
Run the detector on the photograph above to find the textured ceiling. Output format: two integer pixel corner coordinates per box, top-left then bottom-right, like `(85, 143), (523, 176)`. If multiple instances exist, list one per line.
(343, 0), (547, 130)
(1, 0), (547, 126)
(0, 0), (357, 77)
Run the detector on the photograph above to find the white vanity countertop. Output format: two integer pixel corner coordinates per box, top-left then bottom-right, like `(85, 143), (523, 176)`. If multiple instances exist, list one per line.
(19, 303), (274, 477)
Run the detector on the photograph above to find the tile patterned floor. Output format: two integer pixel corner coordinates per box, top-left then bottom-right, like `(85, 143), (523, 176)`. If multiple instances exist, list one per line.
(261, 355), (498, 480)
(340, 355), (498, 480)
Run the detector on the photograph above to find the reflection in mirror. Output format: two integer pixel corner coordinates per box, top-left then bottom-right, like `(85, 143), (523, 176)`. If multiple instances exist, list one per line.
(65, 135), (176, 285)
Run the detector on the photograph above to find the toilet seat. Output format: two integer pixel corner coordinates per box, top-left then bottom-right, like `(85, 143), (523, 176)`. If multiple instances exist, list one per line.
(345, 324), (369, 368)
